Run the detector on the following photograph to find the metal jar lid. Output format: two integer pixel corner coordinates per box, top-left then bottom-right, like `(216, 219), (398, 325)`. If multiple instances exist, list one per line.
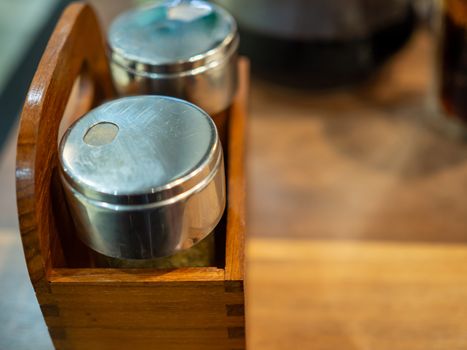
(59, 96), (225, 259)
(108, 1), (239, 115)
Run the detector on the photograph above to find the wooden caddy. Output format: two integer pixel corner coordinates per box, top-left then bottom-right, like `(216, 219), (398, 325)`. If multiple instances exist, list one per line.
(16, 3), (247, 350)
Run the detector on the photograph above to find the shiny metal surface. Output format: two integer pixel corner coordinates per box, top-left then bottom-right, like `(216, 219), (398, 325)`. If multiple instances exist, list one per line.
(213, 0), (409, 40)
(59, 96), (225, 259)
(108, 0), (238, 115)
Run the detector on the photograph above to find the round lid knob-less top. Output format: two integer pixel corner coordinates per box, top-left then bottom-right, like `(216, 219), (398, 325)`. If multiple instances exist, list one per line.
(59, 96), (220, 205)
(108, 0), (237, 73)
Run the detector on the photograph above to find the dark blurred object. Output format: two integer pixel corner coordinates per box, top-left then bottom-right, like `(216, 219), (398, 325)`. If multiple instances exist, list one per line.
(214, 0), (415, 88)
(439, 0), (467, 124)
(412, 0), (437, 25)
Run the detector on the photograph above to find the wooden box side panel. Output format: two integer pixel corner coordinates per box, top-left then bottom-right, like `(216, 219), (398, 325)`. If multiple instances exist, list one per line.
(225, 58), (249, 283)
(44, 281), (245, 350)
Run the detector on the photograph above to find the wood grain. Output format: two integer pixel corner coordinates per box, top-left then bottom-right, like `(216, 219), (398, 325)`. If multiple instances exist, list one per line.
(225, 59), (249, 282)
(247, 238), (467, 350)
(49, 267), (225, 283)
(15, 3), (247, 349)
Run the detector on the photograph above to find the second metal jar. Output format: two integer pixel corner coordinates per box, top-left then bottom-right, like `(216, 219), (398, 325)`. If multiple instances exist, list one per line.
(108, 0), (239, 116)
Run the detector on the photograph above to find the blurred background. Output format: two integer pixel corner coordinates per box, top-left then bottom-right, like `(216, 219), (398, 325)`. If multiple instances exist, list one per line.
(3, 0), (467, 349)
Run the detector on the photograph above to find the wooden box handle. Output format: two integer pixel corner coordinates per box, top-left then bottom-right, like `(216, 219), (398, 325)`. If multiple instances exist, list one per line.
(16, 3), (115, 286)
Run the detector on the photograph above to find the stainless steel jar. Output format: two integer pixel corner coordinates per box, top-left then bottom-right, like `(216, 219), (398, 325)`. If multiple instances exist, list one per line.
(108, 0), (238, 116)
(59, 96), (225, 260)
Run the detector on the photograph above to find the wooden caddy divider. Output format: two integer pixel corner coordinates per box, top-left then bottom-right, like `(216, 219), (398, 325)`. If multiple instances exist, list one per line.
(16, 3), (248, 350)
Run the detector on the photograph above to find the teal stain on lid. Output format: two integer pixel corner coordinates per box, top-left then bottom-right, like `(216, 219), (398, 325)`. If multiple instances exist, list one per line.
(109, 1), (234, 65)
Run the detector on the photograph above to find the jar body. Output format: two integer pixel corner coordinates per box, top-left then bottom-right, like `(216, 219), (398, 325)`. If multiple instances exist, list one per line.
(61, 156), (225, 260)
(111, 53), (238, 116)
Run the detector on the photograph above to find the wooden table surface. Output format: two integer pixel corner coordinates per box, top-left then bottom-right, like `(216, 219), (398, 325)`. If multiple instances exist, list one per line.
(247, 239), (467, 350)
(2, 26), (467, 349)
(243, 29), (467, 349)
